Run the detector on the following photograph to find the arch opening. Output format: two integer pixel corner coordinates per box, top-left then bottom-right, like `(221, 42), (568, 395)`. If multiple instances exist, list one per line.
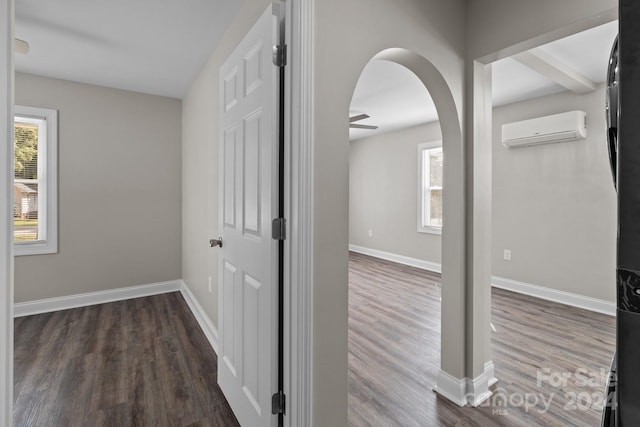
(346, 48), (467, 421)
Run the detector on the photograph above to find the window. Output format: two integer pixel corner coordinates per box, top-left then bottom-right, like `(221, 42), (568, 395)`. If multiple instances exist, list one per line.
(13, 106), (58, 255)
(418, 141), (443, 234)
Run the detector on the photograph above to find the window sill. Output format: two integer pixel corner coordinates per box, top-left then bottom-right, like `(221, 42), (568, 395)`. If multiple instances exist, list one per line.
(14, 241), (58, 256)
(418, 226), (442, 236)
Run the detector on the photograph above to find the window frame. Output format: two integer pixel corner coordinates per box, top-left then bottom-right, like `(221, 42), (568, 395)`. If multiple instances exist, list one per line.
(14, 105), (58, 256)
(417, 141), (443, 235)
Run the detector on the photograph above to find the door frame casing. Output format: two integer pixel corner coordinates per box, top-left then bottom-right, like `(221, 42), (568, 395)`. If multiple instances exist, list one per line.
(0, 0), (14, 425)
(283, 0), (314, 426)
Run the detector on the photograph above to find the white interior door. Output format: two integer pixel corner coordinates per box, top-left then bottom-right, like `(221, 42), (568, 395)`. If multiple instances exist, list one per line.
(218, 4), (281, 427)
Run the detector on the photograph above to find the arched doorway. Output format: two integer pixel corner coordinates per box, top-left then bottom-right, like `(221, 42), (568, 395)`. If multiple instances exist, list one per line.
(346, 48), (469, 422)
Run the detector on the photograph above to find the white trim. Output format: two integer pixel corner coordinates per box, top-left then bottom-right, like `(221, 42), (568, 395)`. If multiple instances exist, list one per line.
(0, 0), (14, 423)
(14, 105), (58, 256)
(11, 277), (221, 355)
(491, 276), (616, 316)
(486, 360), (498, 387)
(285, 0), (314, 425)
(179, 280), (219, 355)
(417, 141), (443, 235)
(350, 245), (616, 316)
(434, 362), (496, 407)
(13, 280), (182, 317)
(433, 369), (468, 407)
(466, 361), (494, 407)
(349, 244), (442, 274)
(417, 226), (442, 236)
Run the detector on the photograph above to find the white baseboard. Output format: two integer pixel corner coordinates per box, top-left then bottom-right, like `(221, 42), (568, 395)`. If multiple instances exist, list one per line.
(434, 362), (496, 407)
(466, 362), (495, 407)
(14, 280), (182, 317)
(486, 361), (498, 387)
(349, 244), (441, 273)
(179, 280), (219, 355)
(13, 278), (221, 355)
(491, 276), (615, 316)
(350, 244), (616, 316)
(434, 369), (468, 406)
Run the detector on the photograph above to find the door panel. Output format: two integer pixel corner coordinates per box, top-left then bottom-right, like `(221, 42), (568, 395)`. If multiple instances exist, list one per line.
(223, 67), (239, 112)
(243, 273), (261, 410)
(218, 4), (281, 427)
(222, 261), (238, 376)
(244, 41), (264, 96)
(223, 127), (238, 228)
(243, 110), (262, 236)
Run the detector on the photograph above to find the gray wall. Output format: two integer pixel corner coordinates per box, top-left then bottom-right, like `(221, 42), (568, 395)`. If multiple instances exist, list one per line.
(349, 122), (442, 262)
(493, 85), (616, 301)
(14, 73), (182, 303)
(349, 85), (616, 302)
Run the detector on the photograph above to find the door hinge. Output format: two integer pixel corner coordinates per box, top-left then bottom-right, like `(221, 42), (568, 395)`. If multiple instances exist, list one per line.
(272, 390), (286, 415)
(273, 44), (287, 67)
(272, 218), (286, 240)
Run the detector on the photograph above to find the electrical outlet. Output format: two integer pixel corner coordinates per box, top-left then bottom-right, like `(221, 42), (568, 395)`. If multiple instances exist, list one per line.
(368, 229), (373, 237)
(208, 276), (212, 293)
(503, 249), (512, 261)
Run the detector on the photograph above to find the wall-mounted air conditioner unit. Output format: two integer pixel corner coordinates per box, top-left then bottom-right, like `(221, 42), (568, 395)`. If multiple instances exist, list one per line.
(501, 110), (587, 148)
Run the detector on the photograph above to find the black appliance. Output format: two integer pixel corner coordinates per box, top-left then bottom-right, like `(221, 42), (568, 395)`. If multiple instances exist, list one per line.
(602, 33), (618, 427)
(602, 4), (640, 425)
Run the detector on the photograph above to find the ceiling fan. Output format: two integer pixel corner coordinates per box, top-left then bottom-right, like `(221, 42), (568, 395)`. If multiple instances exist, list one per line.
(349, 113), (378, 130)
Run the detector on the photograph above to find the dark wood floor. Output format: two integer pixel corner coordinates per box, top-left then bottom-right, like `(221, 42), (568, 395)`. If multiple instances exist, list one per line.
(14, 256), (617, 426)
(13, 292), (240, 427)
(348, 252), (616, 427)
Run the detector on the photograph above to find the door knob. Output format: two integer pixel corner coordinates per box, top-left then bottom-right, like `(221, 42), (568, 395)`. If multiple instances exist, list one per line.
(210, 237), (223, 248)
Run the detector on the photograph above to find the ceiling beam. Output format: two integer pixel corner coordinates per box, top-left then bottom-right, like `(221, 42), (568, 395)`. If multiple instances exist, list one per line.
(512, 49), (597, 95)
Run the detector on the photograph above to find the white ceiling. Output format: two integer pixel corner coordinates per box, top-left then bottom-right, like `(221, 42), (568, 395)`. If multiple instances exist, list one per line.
(14, 0), (242, 98)
(13, 3), (618, 113)
(349, 61), (434, 139)
(350, 20), (618, 141)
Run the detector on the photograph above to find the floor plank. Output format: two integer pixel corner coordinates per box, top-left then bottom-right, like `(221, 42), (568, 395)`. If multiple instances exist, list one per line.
(14, 256), (617, 426)
(14, 292), (240, 427)
(348, 252), (616, 427)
